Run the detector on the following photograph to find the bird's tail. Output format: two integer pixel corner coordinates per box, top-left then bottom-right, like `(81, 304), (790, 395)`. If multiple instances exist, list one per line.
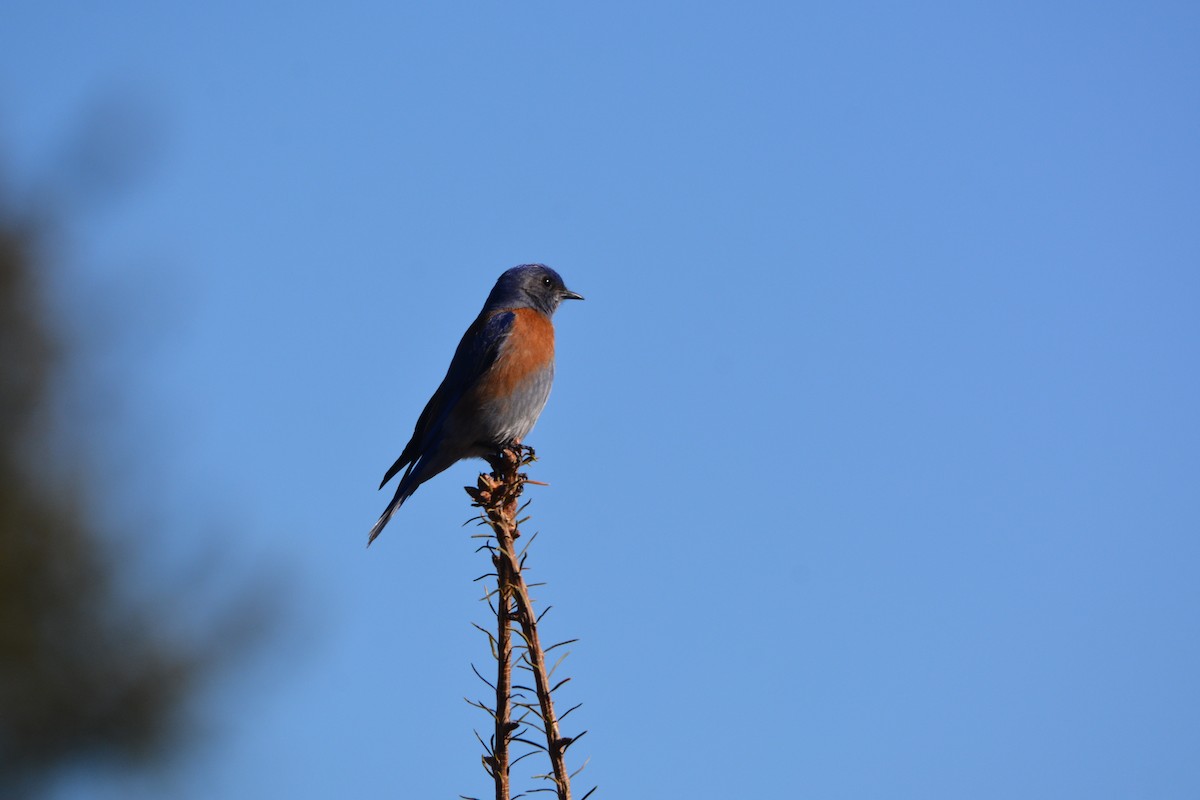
(367, 469), (420, 546)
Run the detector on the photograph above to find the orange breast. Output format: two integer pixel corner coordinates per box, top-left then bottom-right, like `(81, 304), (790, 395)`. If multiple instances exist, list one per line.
(486, 307), (555, 396)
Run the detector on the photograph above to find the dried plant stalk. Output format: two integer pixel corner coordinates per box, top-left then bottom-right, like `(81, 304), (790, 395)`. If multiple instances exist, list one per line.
(493, 558), (513, 800)
(466, 445), (575, 800)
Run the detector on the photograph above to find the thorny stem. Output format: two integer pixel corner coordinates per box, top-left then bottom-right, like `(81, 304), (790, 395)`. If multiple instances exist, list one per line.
(509, 561), (571, 797)
(493, 556), (513, 800)
(466, 445), (573, 800)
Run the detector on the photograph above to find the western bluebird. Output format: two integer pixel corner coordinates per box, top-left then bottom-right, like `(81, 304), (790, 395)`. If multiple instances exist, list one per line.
(368, 264), (583, 545)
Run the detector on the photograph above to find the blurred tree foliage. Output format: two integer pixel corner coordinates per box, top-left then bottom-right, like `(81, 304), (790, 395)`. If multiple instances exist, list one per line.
(0, 176), (264, 797)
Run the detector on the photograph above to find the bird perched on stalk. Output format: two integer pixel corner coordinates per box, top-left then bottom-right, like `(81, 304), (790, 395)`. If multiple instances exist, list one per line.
(368, 264), (583, 545)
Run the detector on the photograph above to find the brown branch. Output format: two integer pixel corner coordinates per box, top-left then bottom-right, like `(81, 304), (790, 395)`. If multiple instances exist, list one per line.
(466, 445), (574, 800)
(509, 567), (571, 797)
(492, 539), (514, 800)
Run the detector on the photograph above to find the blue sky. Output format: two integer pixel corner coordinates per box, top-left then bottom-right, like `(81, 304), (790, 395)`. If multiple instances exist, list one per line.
(4, 2), (1200, 798)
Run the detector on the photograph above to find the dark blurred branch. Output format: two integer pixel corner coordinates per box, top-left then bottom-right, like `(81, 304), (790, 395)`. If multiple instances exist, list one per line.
(0, 148), (274, 799)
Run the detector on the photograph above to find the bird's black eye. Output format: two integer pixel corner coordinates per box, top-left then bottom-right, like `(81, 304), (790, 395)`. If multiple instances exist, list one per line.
(541, 276), (553, 288)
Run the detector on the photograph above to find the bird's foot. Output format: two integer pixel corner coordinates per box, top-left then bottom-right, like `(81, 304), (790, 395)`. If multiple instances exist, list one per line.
(486, 441), (536, 471)
(513, 441), (536, 465)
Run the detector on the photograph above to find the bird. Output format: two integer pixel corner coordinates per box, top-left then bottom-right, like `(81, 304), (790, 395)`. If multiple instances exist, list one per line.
(368, 264), (583, 545)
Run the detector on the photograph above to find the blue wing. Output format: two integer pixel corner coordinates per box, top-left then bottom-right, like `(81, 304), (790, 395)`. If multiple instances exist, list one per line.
(378, 309), (515, 488)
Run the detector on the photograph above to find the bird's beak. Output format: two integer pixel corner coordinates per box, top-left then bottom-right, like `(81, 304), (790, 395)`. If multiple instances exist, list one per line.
(561, 289), (585, 301)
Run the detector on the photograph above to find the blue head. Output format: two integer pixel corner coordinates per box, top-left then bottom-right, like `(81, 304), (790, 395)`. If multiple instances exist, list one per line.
(482, 264), (584, 316)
